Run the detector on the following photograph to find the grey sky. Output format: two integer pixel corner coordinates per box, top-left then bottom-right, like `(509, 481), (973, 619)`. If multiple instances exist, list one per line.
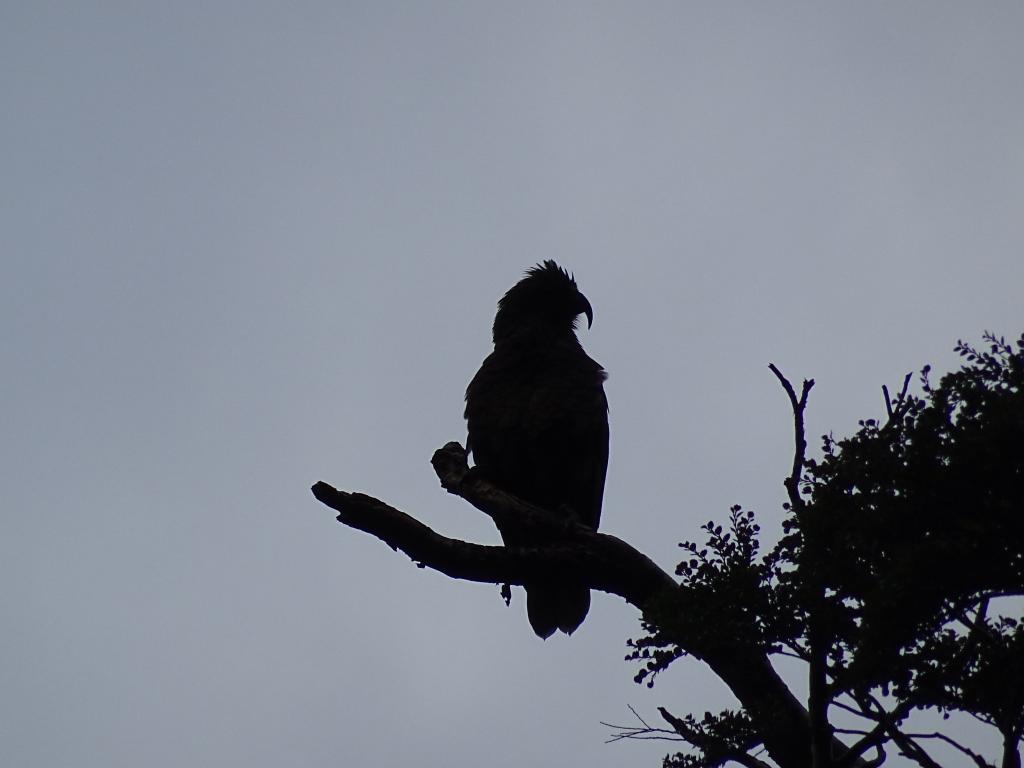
(3, 3), (1022, 767)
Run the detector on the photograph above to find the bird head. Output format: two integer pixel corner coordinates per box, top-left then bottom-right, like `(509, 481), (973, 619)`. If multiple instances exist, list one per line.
(492, 261), (593, 343)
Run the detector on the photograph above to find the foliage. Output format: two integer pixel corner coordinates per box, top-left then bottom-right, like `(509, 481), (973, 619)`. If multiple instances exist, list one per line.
(626, 333), (1024, 768)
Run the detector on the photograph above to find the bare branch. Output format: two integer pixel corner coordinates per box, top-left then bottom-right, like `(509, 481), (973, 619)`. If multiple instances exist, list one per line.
(840, 694), (968, 768)
(832, 698), (881, 722)
(767, 364), (813, 512)
(312, 475), (674, 610)
(903, 732), (994, 768)
(889, 729), (946, 768)
(312, 481), (527, 585)
(836, 695), (919, 768)
(881, 372), (914, 428)
(430, 442), (601, 540)
(862, 745), (887, 768)
(602, 705), (682, 744)
(314, 441), (869, 768)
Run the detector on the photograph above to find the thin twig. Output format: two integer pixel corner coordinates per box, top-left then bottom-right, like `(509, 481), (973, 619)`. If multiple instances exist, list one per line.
(832, 698), (880, 721)
(903, 732), (994, 768)
(601, 705), (682, 743)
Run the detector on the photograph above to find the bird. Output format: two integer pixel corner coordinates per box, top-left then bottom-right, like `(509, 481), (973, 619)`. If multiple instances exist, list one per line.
(464, 261), (609, 638)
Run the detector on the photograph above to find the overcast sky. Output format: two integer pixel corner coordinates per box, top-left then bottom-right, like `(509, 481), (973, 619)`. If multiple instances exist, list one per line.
(3, 3), (1022, 767)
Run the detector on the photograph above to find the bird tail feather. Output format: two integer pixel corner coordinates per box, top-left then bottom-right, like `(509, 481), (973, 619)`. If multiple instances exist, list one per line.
(526, 582), (590, 639)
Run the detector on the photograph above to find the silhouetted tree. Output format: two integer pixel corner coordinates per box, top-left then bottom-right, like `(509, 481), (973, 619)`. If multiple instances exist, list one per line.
(313, 332), (1024, 768)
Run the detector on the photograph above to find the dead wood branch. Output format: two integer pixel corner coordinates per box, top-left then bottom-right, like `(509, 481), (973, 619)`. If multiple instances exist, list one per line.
(311, 440), (867, 768)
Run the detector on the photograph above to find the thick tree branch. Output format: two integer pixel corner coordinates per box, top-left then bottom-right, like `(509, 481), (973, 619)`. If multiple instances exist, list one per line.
(311, 482), (523, 584)
(313, 443), (675, 608)
(313, 441), (867, 768)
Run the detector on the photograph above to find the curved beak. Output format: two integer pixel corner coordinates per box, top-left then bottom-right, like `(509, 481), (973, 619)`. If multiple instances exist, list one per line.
(579, 293), (594, 329)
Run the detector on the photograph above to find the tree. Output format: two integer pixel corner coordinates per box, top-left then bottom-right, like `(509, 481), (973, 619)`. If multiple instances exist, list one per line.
(312, 332), (1024, 768)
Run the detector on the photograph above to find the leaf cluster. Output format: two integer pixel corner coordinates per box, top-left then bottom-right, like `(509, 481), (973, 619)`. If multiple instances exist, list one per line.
(660, 709), (762, 768)
(628, 506), (783, 688)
